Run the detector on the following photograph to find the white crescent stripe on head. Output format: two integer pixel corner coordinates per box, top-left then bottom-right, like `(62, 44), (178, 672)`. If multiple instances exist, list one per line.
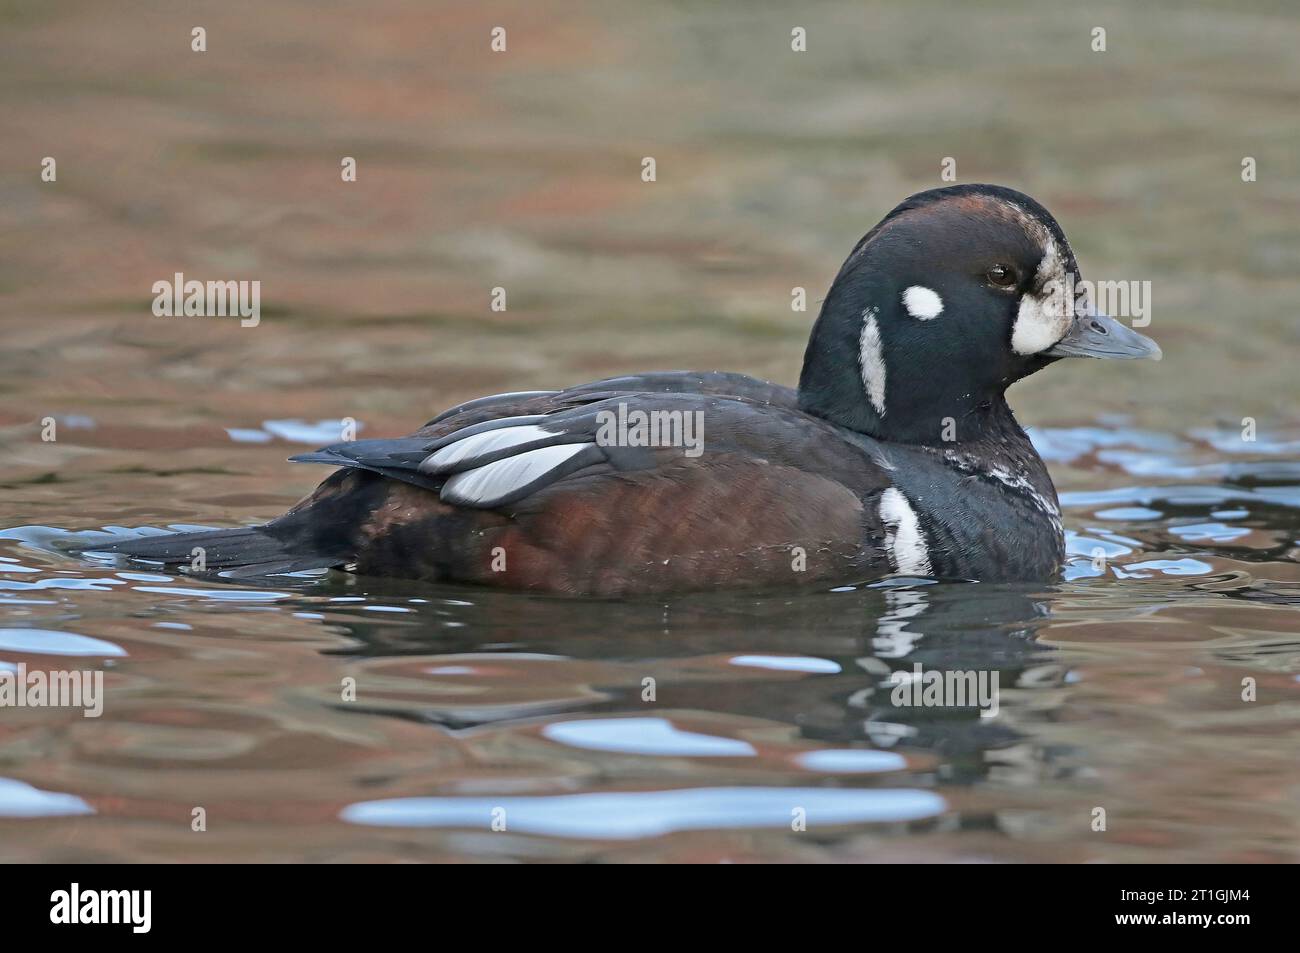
(859, 308), (886, 416)
(879, 487), (933, 576)
(902, 286), (943, 320)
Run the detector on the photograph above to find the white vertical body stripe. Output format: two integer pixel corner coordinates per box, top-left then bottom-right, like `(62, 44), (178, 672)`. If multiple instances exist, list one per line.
(879, 487), (933, 576)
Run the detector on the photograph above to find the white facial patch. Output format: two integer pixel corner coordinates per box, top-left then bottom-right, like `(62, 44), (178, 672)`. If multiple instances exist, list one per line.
(902, 285), (943, 320)
(858, 308), (886, 416)
(1011, 246), (1073, 355)
(879, 487), (933, 577)
(1011, 292), (1072, 355)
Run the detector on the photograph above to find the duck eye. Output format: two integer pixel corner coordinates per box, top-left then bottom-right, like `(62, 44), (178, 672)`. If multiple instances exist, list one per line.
(986, 264), (1017, 287)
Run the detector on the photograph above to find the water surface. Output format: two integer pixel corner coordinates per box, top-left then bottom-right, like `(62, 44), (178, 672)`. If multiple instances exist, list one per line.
(2, 0), (1298, 862)
(1, 419), (1297, 862)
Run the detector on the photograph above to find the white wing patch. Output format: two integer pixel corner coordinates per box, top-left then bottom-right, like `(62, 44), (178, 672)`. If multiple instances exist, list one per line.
(879, 487), (933, 576)
(859, 308), (886, 416)
(902, 285), (943, 320)
(421, 424), (557, 473)
(440, 443), (595, 507)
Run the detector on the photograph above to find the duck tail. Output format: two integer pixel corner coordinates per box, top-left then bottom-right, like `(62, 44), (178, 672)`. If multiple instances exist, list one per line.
(80, 468), (394, 577)
(84, 524), (347, 576)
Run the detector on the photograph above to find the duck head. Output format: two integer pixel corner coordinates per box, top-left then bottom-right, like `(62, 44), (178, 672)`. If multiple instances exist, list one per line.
(798, 184), (1160, 445)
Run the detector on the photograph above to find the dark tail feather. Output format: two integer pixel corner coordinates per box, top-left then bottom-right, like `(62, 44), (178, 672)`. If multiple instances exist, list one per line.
(84, 526), (345, 576)
(83, 469), (390, 577)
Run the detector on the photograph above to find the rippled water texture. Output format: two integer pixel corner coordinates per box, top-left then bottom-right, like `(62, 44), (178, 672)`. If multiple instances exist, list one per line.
(2, 1), (1299, 861)
(3, 421), (1297, 862)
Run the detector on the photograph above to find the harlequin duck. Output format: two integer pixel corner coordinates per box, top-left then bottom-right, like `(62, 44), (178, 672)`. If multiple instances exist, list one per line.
(93, 185), (1160, 595)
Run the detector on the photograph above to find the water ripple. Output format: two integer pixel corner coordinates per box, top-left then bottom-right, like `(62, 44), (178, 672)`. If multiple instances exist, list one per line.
(340, 786), (947, 838)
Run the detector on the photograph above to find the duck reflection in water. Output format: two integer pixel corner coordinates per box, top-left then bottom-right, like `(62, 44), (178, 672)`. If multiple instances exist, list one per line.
(313, 578), (1066, 787)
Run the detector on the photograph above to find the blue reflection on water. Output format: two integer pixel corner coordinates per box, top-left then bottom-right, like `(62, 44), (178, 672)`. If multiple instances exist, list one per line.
(794, 749), (908, 773)
(729, 655), (841, 674)
(543, 717), (756, 757)
(0, 778), (95, 818)
(341, 786), (946, 838)
(0, 628), (126, 657)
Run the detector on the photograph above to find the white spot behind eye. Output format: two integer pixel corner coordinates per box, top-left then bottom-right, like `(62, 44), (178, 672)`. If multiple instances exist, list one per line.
(859, 308), (886, 416)
(902, 286), (943, 320)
